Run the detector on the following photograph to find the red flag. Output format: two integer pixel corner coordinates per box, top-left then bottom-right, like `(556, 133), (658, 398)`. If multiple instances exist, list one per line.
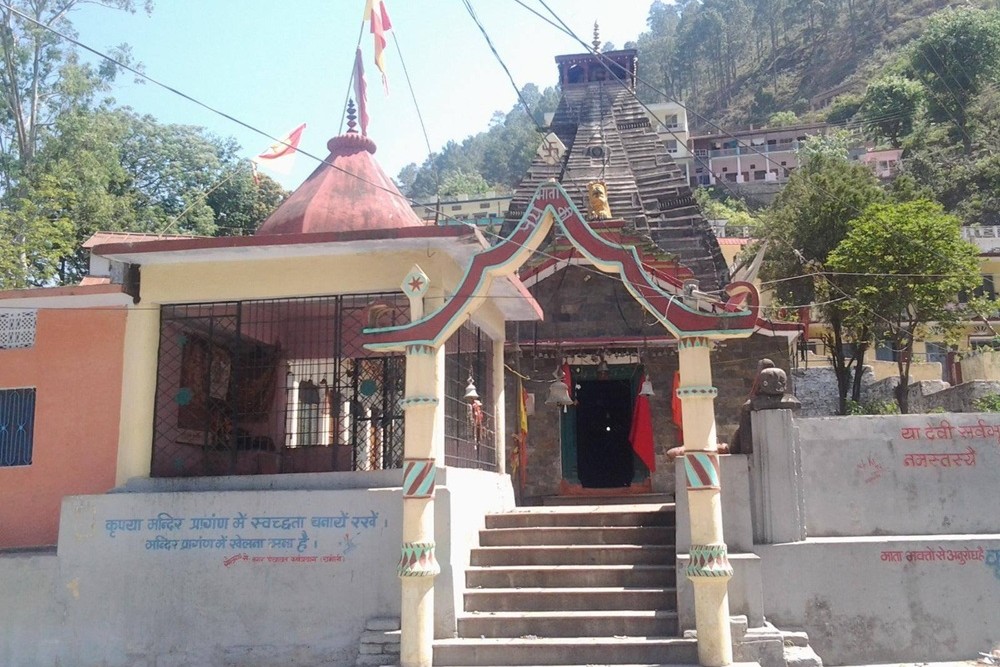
(671, 371), (683, 445)
(629, 374), (656, 471)
(561, 362), (573, 402)
(364, 0), (392, 93)
(353, 48), (370, 136)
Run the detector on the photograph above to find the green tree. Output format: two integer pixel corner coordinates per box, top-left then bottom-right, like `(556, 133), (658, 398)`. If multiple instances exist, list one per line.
(439, 169), (490, 198)
(859, 75), (923, 147)
(761, 148), (886, 414)
(767, 110), (799, 127)
(397, 85), (559, 199)
(825, 93), (864, 125)
(908, 7), (1000, 153)
(205, 164), (287, 237)
(827, 200), (981, 413)
(0, 0), (151, 286)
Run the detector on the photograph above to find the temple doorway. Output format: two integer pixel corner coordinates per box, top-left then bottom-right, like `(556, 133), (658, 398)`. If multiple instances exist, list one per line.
(576, 378), (633, 487)
(560, 364), (649, 489)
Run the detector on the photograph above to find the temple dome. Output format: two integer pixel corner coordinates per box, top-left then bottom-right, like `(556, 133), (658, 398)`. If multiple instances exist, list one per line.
(255, 124), (424, 236)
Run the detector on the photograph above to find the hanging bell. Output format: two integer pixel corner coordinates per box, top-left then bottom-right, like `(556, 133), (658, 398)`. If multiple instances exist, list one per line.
(546, 378), (573, 406)
(639, 377), (655, 397)
(596, 354), (610, 379)
(463, 374), (480, 403)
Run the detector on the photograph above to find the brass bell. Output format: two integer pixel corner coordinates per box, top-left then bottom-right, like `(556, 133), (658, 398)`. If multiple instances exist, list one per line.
(545, 369), (574, 407)
(639, 377), (655, 397)
(463, 374), (480, 403)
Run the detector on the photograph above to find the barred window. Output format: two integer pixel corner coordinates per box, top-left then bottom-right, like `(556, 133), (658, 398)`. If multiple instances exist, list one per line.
(0, 310), (37, 350)
(0, 388), (36, 467)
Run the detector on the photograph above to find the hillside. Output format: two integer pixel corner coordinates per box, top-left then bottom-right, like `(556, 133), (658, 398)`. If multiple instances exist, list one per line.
(398, 0), (997, 199)
(633, 0), (998, 129)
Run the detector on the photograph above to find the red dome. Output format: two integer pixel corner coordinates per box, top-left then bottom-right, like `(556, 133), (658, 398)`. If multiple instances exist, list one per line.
(255, 131), (425, 236)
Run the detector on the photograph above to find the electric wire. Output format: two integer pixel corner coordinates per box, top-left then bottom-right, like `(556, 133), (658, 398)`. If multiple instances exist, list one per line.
(0, 0), (986, 332)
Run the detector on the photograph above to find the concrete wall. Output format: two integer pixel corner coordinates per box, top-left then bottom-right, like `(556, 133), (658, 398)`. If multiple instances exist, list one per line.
(744, 411), (1000, 664)
(0, 307), (127, 547)
(961, 349), (1000, 381)
(798, 413), (1000, 536)
(0, 470), (513, 667)
(758, 536), (1000, 665)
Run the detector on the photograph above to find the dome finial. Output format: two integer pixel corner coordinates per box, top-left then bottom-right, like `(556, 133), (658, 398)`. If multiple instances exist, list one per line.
(592, 21), (601, 51)
(346, 99), (359, 134)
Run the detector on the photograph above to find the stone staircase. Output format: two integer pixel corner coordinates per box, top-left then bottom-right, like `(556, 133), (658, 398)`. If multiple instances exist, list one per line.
(434, 502), (698, 666)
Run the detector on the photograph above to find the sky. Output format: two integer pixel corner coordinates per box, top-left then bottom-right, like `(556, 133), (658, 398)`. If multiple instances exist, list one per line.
(71, 0), (655, 190)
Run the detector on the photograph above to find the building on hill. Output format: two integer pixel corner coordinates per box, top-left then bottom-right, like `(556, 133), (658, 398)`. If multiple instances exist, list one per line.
(409, 190), (511, 226)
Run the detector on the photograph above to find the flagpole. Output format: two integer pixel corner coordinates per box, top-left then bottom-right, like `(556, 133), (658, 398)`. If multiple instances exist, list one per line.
(339, 18), (368, 135)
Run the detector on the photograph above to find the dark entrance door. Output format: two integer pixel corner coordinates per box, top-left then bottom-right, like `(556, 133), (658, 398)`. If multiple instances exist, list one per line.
(574, 378), (634, 488)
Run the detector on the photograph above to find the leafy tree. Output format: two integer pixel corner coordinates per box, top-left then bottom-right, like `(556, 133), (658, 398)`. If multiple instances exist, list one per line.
(439, 169), (490, 198)
(908, 7), (1000, 153)
(761, 146), (886, 414)
(0, 0), (151, 177)
(0, 0), (151, 286)
(397, 85), (559, 199)
(205, 164), (286, 237)
(694, 188), (759, 236)
(825, 93), (864, 125)
(859, 75), (923, 147)
(826, 200), (981, 413)
(767, 110), (799, 127)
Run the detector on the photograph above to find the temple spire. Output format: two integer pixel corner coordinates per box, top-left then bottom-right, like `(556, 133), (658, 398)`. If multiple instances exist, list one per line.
(592, 21), (601, 51)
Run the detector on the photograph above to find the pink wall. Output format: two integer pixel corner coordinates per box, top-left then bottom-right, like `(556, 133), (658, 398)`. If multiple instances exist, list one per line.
(0, 307), (127, 547)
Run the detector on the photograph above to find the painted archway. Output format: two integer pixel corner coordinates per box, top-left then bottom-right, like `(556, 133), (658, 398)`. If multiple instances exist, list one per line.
(364, 181), (755, 667)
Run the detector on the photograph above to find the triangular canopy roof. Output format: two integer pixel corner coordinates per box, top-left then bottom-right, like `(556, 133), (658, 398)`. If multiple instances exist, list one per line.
(255, 128), (424, 236)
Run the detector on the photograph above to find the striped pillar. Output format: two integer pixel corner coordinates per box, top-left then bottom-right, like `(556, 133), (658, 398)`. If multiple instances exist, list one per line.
(398, 343), (441, 667)
(678, 336), (733, 667)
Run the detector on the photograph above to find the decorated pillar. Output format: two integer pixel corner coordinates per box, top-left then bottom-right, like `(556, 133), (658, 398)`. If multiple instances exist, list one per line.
(398, 266), (440, 667)
(678, 336), (733, 667)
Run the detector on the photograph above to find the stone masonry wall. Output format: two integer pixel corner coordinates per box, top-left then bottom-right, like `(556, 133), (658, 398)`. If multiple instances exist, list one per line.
(503, 333), (791, 501)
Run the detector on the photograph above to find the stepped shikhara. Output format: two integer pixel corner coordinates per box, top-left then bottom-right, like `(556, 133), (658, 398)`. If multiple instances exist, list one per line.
(503, 45), (729, 292)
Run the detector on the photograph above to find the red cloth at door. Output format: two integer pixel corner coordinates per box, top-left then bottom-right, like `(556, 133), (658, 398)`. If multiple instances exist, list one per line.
(629, 374), (656, 471)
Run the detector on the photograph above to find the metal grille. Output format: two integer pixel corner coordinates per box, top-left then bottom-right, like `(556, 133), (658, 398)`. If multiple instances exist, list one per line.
(444, 321), (496, 470)
(151, 294), (407, 478)
(0, 309), (37, 350)
(0, 387), (35, 467)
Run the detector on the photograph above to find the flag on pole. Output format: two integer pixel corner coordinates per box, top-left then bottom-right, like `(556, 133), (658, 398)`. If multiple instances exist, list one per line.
(364, 0), (392, 92)
(629, 374), (656, 472)
(511, 378), (529, 494)
(353, 47), (370, 136)
(252, 123), (307, 177)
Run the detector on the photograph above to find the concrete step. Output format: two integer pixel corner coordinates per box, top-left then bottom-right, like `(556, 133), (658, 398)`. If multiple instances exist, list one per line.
(479, 526), (673, 547)
(466, 564), (677, 589)
(433, 636), (697, 666)
(539, 494), (673, 506)
(464, 587), (677, 612)
(457, 610), (680, 639)
(486, 506), (675, 529)
(470, 545), (675, 567)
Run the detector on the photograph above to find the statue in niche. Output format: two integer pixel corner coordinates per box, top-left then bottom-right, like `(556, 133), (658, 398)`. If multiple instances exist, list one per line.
(587, 181), (612, 220)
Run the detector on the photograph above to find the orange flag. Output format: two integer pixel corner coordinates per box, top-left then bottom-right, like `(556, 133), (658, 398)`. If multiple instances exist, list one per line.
(364, 0), (392, 93)
(253, 123), (306, 176)
(629, 374), (656, 471)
